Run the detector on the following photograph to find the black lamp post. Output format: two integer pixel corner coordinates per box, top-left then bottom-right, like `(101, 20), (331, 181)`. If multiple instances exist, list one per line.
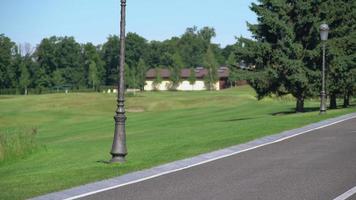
(110, 0), (127, 163)
(319, 23), (329, 114)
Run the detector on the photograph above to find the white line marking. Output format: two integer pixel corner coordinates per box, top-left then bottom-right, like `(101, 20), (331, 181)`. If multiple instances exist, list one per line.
(333, 186), (356, 200)
(64, 115), (356, 200)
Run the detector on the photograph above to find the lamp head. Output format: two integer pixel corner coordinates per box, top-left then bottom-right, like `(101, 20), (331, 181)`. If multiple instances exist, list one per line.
(320, 23), (329, 41)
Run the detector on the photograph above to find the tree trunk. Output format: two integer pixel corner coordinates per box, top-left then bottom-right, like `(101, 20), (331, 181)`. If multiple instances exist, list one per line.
(296, 97), (304, 112)
(329, 93), (337, 109)
(343, 93), (350, 108)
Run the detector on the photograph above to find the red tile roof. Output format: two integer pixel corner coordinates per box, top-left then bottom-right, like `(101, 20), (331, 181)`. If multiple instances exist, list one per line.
(146, 67), (229, 79)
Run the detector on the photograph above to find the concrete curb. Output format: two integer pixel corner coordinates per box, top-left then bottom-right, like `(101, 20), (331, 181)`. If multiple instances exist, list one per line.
(30, 112), (356, 200)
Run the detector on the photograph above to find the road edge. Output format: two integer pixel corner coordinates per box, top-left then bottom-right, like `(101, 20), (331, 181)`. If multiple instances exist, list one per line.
(30, 112), (356, 200)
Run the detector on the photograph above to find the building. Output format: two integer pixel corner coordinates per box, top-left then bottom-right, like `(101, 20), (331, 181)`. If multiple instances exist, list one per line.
(144, 67), (229, 91)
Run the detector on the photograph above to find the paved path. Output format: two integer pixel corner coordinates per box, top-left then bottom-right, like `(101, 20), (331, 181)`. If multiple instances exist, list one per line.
(80, 117), (356, 200)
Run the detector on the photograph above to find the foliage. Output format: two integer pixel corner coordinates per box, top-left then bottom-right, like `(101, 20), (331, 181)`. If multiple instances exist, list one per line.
(170, 53), (184, 89)
(0, 25), (228, 92)
(19, 62), (30, 95)
(88, 61), (99, 90)
(236, 0), (330, 112)
(188, 68), (196, 85)
(101, 35), (120, 85)
(203, 46), (219, 90)
(321, 0), (356, 108)
(0, 34), (16, 89)
(136, 58), (147, 91)
(153, 68), (163, 90)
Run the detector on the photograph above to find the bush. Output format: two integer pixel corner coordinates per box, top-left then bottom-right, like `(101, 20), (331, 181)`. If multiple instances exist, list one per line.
(0, 128), (39, 162)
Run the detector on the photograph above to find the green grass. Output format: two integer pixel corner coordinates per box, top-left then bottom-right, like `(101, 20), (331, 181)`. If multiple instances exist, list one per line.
(0, 86), (354, 200)
(0, 128), (40, 162)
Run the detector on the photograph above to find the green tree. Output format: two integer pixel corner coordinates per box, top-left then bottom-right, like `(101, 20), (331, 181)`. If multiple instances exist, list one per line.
(188, 68), (196, 90)
(35, 36), (58, 88)
(56, 37), (84, 88)
(153, 68), (162, 90)
(88, 61), (100, 90)
(52, 69), (64, 92)
(0, 34), (16, 89)
(125, 33), (148, 69)
(170, 53), (184, 90)
(19, 62), (30, 95)
(178, 26), (206, 67)
(321, 0), (356, 108)
(238, 0), (324, 112)
(101, 35), (120, 85)
(136, 58), (147, 91)
(83, 43), (105, 88)
(204, 46), (219, 91)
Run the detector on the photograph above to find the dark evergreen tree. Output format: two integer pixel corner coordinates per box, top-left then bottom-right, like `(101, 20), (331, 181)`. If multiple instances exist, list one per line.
(0, 34), (16, 89)
(238, 0), (323, 112)
(321, 0), (356, 108)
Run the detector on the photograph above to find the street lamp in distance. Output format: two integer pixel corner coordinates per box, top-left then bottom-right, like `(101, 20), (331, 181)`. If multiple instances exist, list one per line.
(319, 23), (329, 114)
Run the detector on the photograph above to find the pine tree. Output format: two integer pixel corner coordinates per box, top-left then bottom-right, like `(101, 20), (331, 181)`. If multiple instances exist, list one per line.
(321, 0), (356, 108)
(240, 0), (322, 112)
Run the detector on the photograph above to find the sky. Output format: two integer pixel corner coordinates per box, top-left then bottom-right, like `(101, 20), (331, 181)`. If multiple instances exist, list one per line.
(0, 0), (257, 47)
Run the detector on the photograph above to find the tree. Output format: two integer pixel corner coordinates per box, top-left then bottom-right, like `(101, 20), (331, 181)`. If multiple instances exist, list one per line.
(170, 53), (184, 90)
(136, 58), (147, 91)
(19, 62), (30, 95)
(198, 27), (216, 45)
(188, 68), (196, 90)
(101, 35), (120, 85)
(83, 43), (105, 88)
(125, 33), (148, 69)
(321, 0), (356, 108)
(35, 36), (58, 88)
(204, 46), (219, 91)
(227, 52), (239, 87)
(88, 61), (99, 90)
(238, 0), (323, 112)
(178, 26), (206, 67)
(56, 37), (84, 88)
(153, 68), (162, 90)
(52, 69), (64, 92)
(0, 34), (16, 89)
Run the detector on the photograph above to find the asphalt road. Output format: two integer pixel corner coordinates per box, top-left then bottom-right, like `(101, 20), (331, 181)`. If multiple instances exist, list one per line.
(81, 118), (356, 200)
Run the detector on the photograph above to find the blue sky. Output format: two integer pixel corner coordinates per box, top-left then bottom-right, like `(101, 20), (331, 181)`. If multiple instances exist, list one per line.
(0, 0), (257, 47)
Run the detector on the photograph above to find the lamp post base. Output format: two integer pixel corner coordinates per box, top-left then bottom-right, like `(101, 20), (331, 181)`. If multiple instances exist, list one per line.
(320, 91), (327, 115)
(319, 110), (326, 115)
(110, 155), (126, 163)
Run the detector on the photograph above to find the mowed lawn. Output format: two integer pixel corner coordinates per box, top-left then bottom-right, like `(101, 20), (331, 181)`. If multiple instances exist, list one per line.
(0, 86), (355, 200)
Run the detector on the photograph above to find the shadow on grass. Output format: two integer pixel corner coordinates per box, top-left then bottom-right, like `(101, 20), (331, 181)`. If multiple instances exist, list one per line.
(269, 104), (356, 116)
(271, 107), (320, 116)
(221, 117), (256, 122)
(96, 160), (111, 164)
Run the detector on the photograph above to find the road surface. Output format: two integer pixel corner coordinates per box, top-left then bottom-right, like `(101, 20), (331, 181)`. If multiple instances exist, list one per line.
(81, 118), (356, 200)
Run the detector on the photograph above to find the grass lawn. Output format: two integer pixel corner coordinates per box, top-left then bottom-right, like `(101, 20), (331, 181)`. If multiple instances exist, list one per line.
(0, 86), (355, 200)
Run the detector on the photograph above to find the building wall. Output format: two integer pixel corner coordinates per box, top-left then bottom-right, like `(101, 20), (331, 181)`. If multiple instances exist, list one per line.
(144, 80), (220, 91)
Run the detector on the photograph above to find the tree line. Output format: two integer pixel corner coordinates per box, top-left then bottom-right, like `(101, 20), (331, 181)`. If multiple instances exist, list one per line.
(0, 26), (229, 94)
